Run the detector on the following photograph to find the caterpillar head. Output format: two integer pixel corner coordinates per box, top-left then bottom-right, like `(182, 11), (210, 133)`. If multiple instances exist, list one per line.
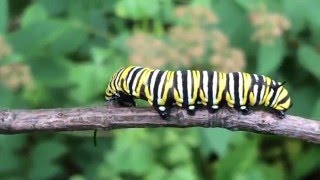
(271, 82), (292, 112)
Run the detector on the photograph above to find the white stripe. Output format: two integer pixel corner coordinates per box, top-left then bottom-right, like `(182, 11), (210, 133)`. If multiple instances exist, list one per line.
(259, 85), (265, 104)
(132, 69), (144, 96)
(229, 73), (235, 101)
(262, 75), (266, 83)
(267, 89), (274, 105)
(177, 71), (183, 98)
(150, 70), (160, 98)
(187, 70), (192, 103)
(253, 74), (259, 82)
(271, 88), (282, 107)
(253, 84), (259, 103)
(212, 71), (218, 103)
(238, 72), (243, 104)
(126, 67), (139, 91)
(272, 80), (276, 86)
(203, 71), (209, 100)
(157, 71), (168, 104)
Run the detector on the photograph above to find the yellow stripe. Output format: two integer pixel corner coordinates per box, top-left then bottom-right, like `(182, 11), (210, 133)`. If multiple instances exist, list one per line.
(277, 87), (287, 101)
(173, 71), (183, 104)
(191, 71), (200, 104)
(226, 92), (232, 105)
(142, 69), (154, 101)
(262, 76), (271, 103)
(216, 72), (226, 104)
(160, 71), (173, 105)
(109, 73), (117, 92)
(135, 69), (147, 97)
(279, 96), (290, 109)
(242, 73), (251, 105)
(249, 92), (256, 106)
(199, 89), (206, 104)
(118, 66), (135, 93)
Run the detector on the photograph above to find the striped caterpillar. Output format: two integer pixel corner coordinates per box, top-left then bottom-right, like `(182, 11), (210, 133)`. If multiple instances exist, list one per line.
(105, 66), (292, 119)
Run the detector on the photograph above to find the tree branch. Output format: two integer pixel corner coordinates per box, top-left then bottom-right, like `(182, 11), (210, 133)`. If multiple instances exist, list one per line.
(0, 106), (319, 143)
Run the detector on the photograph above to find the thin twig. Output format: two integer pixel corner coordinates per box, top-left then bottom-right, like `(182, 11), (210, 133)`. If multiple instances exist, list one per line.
(0, 106), (319, 143)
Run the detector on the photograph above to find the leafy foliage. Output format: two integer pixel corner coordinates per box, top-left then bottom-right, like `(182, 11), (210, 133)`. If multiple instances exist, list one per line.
(0, 0), (320, 179)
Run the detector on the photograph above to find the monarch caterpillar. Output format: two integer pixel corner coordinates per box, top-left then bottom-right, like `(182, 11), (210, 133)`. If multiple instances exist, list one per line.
(105, 66), (292, 119)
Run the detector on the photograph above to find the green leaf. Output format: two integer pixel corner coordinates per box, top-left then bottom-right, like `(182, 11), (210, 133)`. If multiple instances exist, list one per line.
(49, 24), (87, 55)
(298, 44), (320, 80)
(257, 39), (285, 75)
(70, 48), (126, 104)
(166, 143), (191, 165)
(215, 0), (254, 55)
(9, 19), (87, 55)
(191, 0), (211, 7)
(21, 4), (48, 27)
(0, 85), (14, 108)
(0, 135), (26, 173)
(283, 0), (308, 33)
(115, 0), (160, 20)
(29, 141), (67, 179)
(8, 20), (67, 54)
(69, 63), (110, 104)
(215, 139), (259, 180)
(289, 86), (318, 117)
(0, 0), (8, 34)
(37, 0), (69, 15)
(107, 130), (154, 175)
(0, 134), (26, 150)
(312, 97), (320, 119)
(167, 165), (198, 180)
(235, 0), (262, 10)
(291, 147), (320, 179)
(0, 149), (21, 172)
(145, 165), (167, 180)
(29, 56), (72, 87)
(259, 164), (285, 180)
(304, 0), (320, 28)
(200, 128), (233, 157)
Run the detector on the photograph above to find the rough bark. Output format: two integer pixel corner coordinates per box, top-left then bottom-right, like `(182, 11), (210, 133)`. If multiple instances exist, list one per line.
(0, 106), (319, 143)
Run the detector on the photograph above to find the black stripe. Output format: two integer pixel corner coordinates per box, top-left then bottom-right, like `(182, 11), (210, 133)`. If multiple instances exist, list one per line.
(197, 71), (203, 102)
(255, 75), (264, 106)
(153, 70), (164, 105)
(135, 68), (147, 99)
(199, 71), (203, 101)
(269, 87), (278, 107)
(207, 71), (213, 106)
(226, 73), (229, 104)
(182, 70), (188, 107)
(173, 71), (180, 99)
(128, 67), (143, 95)
(216, 72), (220, 102)
(160, 71), (169, 99)
(113, 71), (121, 91)
(191, 71), (194, 102)
(233, 72), (240, 108)
(147, 71), (155, 100)
(277, 93), (289, 105)
(249, 74), (256, 92)
(241, 73), (245, 99)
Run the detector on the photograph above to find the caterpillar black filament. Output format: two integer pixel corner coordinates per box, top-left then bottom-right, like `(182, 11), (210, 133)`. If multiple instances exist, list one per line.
(105, 66), (292, 119)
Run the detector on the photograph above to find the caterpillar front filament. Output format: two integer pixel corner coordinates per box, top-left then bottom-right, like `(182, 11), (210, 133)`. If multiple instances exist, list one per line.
(105, 66), (292, 119)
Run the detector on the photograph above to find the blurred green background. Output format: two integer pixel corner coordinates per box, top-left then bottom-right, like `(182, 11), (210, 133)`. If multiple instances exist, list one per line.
(0, 0), (320, 179)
